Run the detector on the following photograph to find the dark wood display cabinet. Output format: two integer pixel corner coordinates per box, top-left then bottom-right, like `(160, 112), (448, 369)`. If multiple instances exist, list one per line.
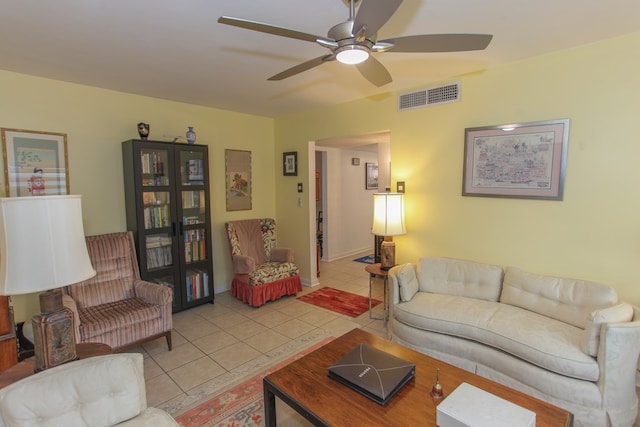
(122, 140), (214, 312)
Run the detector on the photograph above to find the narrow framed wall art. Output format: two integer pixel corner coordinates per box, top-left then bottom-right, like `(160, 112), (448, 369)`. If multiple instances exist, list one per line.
(225, 149), (252, 211)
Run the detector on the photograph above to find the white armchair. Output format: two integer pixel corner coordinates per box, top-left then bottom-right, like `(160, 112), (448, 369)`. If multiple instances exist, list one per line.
(0, 353), (178, 427)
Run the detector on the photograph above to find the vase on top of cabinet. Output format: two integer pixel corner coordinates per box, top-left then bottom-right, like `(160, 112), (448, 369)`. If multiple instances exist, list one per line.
(122, 139), (213, 312)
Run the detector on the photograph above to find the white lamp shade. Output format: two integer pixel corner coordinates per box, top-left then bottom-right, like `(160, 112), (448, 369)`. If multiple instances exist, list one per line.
(371, 192), (406, 236)
(0, 195), (96, 295)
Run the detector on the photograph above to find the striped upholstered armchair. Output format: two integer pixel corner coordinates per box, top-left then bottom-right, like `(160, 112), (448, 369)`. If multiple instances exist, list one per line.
(225, 218), (302, 307)
(62, 231), (172, 351)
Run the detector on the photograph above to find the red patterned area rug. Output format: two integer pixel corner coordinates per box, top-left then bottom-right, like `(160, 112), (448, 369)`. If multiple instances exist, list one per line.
(175, 337), (333, 427)
(297, 287), (382, 317)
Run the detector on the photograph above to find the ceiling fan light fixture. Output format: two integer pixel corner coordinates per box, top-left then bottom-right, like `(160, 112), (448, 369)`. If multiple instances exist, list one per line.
(336, 45), (369, 64)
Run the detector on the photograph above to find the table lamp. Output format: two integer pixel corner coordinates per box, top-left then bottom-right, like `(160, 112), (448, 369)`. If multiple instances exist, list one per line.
(371, 191), (406, 270)
(0, 195), (96, 371)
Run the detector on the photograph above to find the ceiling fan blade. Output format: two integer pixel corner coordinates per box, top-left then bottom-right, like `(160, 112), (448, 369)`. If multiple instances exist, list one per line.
(218, 16), (326, 44)
(353, 0), (403, 37)
(379, 34), (493, 52)
(356, 56), (392, 87)
(268, 55), (335, 81)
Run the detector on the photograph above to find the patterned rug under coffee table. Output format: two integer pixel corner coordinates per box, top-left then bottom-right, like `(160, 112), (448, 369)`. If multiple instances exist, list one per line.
(297, 287), (382, 317)
(175, 337), (334, 427)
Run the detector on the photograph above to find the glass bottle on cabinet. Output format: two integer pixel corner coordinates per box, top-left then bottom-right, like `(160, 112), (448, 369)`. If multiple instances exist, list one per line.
(122, 140), (214, 312)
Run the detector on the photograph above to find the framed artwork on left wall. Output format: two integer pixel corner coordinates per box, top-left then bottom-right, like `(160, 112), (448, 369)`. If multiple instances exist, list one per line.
(1, 128), (70, 197)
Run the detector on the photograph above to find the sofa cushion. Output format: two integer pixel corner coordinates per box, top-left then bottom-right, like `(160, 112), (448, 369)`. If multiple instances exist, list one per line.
(0, 354), (148, 427)
(417, 257), (504, 302)
(78, 298), (161, 340)
(395, 263), (419, 302)
(394, 292), (599, 381)
(248, 261), (299, 286)
(501, 267), (619, 328)
(581, 302), (634, 356)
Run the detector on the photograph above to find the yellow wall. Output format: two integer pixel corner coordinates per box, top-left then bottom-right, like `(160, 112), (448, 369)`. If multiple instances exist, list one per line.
(0, 71), (275, 322)
(275, 32), (640, 306)
(3, 31), (640, 322)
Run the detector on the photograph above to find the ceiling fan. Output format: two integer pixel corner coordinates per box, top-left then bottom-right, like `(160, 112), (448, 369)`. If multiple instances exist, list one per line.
(218, 0), (492, 87)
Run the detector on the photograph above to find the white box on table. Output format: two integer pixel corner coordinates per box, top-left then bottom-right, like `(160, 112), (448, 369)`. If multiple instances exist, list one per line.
(436, 382), (536, 427)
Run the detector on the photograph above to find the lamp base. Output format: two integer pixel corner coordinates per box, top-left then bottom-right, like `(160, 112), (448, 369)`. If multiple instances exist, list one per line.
(380, 239), (395, 271)
(32, 289), (77, 372)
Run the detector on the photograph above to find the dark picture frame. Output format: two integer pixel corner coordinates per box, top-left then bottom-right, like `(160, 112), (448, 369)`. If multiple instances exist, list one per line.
(365, 163), (378, 190)
(283, 151), (297, 176)
(462, 119), (569, 200)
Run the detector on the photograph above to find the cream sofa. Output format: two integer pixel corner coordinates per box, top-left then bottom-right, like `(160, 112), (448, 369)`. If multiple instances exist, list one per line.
(0, 353), (178, 427)
(388, 257), (640, 427)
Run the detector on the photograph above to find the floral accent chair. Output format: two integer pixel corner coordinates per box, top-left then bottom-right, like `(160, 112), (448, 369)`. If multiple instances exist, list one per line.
(225, 218), (302, 307)
(62, 231), (172, 351)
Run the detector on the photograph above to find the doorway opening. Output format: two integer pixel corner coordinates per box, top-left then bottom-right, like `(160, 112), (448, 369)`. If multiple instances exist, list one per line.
(308, 131), (391, 281)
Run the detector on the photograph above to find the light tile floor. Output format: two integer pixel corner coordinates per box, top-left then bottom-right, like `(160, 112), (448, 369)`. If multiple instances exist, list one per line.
(135, 251), (386, 415)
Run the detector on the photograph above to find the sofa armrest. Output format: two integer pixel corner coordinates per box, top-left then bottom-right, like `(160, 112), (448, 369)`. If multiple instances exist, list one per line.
(388, 264), (418, 306)
(134, 280), (172, 306)
(62, 293), (81, 343)
(232, 254), (256, 274)
(596, 309), (640, 426)
(388, 263), (419, 304)
(271, 247), (294, 263)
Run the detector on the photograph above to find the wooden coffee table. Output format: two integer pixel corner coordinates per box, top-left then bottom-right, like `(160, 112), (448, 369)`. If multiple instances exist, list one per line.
(263, 328), (573, 426)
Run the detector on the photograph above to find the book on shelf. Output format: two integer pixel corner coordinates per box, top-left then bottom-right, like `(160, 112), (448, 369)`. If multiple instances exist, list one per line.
(146, 236), (173, 269)
(183, 216), (201, 225)
(181, 191), (201, 209)
(185, 159), (204, 185)
(141, 151), (164, 174)
(143, 191), (169, 206)
(186, 269), (209, 302)
(144, 205), (170, 229)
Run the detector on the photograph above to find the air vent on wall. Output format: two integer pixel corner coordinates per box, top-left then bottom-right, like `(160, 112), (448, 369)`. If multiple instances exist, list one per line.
(398, 82), (460, 111)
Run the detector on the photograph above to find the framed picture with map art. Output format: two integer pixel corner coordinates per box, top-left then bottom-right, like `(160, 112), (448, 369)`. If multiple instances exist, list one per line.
(462, 119), (569, 200)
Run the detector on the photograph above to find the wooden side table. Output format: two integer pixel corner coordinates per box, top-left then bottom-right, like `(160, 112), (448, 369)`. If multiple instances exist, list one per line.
(0, 342), (112, 389)
(365, 263), (389, 323)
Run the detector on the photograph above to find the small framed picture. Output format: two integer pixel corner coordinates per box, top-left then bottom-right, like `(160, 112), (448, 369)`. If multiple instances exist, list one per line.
(352, 157), (360, 166)
(365, 163), (378, 190)
(283, 151), (297, 176)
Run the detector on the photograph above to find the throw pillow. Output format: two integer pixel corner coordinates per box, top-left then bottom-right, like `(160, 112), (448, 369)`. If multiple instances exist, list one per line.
(581, 302), (633, 357)
(396, 263), (419, 302)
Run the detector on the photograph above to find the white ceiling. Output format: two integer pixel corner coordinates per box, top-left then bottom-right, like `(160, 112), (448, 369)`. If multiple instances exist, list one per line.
(1, 0), (639, 118)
